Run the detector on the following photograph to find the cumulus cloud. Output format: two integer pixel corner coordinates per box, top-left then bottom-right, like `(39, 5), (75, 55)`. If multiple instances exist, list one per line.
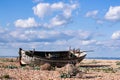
(81, 40), (96, 45)
(85, 10), (106, 25)
(105, 6), (120, 21)
(77, 30), (93, 40)
(85, 10), (98, 18)
(51, 2), (64, 10)
(33, 3), (51, 18)
(51, 15), (67, 26)
(8, 29), (93, 43)
(46, 14), (72, 28)
(33, 2), (78, 18)
(10, 30), (61, 42)
(0, 25), (96, 51)
(32, 2), (78, 28)
(0, 27), (10, 43)
(97, 40), (120, 50)
(111, 31), (120, 40)
(14, 17), (38, 28)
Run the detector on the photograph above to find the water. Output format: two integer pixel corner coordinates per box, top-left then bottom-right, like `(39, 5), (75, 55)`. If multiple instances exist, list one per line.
(0, 56), (18, 58)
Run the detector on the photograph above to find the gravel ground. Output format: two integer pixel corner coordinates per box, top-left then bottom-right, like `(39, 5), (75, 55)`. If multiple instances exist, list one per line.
(0, 58), (120, 80)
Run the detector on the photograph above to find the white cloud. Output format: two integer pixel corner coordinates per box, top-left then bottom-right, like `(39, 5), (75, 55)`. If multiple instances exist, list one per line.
(10, 30), (29, 41)
(63, 3), (78, 18)
(32, 2), (78, 28)
(0, 28), (96, 53)
(77, 30), (92, 40)
(96, 40), (120, 50)
(33, 3), (51, 18)
(14, 17), (38, 28)
(51, 2), (64, 10)
(81, 40), (96, 45)
(105, 6), (120, 21)
(111, 31), (120, 40)
(32, 2), (78, 19)
(47, 15), (71, 28)
(9, 30), (64, 42)
(9, 29), (93, 43)
(85, 10), (98, 18)
(54, 40), (67, 45)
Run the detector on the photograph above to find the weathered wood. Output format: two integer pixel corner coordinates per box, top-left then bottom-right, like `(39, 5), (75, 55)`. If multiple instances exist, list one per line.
(18, 48), (87, 67)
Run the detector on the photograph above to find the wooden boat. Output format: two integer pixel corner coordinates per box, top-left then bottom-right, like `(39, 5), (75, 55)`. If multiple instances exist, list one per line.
(18, 48), (87, 67)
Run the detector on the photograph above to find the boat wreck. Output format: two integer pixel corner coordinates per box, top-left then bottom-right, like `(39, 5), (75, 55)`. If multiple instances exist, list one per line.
(18, 48), (87, 67)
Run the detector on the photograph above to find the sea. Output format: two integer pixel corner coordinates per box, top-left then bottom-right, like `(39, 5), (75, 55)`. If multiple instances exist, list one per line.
(0, 56), (120, 60)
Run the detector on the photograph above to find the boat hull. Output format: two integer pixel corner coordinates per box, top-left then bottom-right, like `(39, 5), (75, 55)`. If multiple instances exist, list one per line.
(19, 48), (86, 67)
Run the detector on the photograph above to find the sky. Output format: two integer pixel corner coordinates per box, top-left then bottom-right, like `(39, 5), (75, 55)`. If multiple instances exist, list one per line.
(0, 0), (120, 57)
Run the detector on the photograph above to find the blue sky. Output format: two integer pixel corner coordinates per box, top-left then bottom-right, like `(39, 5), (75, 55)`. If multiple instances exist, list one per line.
(0, 0), (120, 57)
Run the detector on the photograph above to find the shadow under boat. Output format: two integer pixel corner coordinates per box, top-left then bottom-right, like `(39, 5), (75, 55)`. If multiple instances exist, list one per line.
(18, 48), (87, 67)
